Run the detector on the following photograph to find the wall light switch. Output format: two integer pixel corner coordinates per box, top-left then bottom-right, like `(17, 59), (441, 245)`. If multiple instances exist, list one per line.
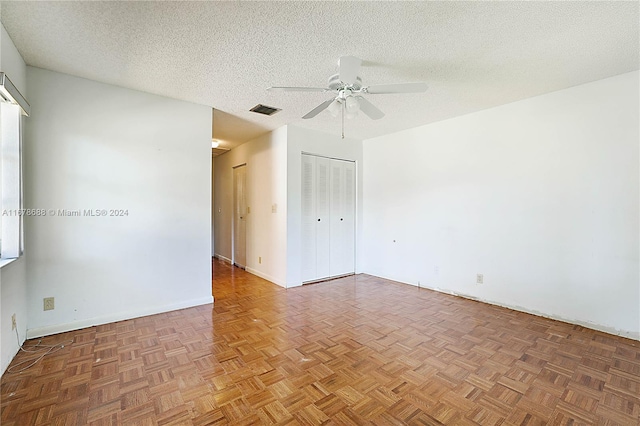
(272, 204), (277, 213)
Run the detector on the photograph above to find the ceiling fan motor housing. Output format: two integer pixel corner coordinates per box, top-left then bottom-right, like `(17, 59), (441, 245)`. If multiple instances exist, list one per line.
(328, 74), (362, 91)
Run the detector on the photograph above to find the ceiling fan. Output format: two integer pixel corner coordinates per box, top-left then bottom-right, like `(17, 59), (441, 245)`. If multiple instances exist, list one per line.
(267, 56), (428, 137)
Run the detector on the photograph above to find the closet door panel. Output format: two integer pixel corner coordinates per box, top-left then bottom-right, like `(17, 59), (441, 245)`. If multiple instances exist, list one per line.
(315, 156), (331, 279)
(330, 160), (346, 276)
(301, 154), (317, 282)
(330, 160), (356, 276)
(342, 161), (356, 275)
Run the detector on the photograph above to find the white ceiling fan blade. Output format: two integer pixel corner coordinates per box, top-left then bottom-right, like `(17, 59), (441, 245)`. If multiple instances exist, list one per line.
(339, 56), (362, 85)
(302, 98), (335, 119)
(267, 86), (330, 92)
(365, 82), (428, 94)
(356, 96), (385, 120)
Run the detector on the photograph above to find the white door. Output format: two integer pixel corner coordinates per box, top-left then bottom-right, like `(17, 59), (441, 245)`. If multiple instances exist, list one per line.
(330, 160), (345, 276)
(302, 154), (356, 283)
(315, 156), (331, 279)
(301, 155), (317, 281)
(330, 159), (356, 276)
(233, 164), (247, 269)
(341, 160), (356, 275)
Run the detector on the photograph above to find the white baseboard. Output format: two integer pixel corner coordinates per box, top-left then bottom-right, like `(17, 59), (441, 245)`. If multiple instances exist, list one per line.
(447, 289), (638, 341)
(214, 254), (232, 264)
(245, 267), (286, 288)
(368, 273), (640, 341)
(26, 296), (214, 339)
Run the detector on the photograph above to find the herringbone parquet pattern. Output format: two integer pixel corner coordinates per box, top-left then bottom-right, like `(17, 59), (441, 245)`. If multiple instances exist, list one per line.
(2, 259), (639, 425)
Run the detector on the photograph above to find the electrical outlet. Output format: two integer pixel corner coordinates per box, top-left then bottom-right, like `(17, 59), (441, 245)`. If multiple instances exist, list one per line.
(44, 297), (55, 311)
(476, 274), (483, 284)
(259, 256), (262, 264)
(11, 314), (16, 330)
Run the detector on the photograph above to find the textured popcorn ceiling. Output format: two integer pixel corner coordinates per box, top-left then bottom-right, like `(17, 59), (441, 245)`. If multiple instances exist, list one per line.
(1, 1), (638, 148)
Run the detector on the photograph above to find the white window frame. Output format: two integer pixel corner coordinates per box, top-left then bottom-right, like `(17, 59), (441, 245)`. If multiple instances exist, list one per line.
(0, 72), (29, 263)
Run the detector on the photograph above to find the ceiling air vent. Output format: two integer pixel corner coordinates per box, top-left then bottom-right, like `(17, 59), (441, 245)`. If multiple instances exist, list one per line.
(250, 104), (281, 116)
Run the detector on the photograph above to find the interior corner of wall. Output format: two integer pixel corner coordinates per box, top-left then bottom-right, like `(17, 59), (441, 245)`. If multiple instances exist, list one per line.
(286, 280), (302, 288)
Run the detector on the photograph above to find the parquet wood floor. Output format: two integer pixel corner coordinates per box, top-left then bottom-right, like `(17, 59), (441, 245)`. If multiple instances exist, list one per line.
(2, 259), (640, 425)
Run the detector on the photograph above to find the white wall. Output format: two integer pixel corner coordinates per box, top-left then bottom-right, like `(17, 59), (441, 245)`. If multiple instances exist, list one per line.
(24, 67), (213, 338)
(213, 127), (288, 286)
(363, 71), (640, 339)
(0, 22), (28, 375)
(286, 125), (363, 287)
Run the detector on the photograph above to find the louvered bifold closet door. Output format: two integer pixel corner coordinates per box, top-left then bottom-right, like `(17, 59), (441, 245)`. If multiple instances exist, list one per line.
(302, 154), (356, 283)
(344, 161), (356, 274)
(329, 161), (343, 277)
(315, 156), (332, 279)
(329, 160), (356, 277)
(301, 154), (317, 282)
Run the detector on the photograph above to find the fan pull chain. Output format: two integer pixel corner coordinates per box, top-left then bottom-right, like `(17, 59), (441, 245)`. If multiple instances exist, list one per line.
(341, 100), (345, 139)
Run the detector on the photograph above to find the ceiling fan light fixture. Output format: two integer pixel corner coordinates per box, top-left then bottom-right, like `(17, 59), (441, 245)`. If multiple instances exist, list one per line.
(327, 98), (343, 117)
(211, 139), (220, 148)
(345, 96), (360, 114)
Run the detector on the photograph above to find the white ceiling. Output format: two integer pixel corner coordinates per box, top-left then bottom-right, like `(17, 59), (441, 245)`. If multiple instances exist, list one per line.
(1, 1), (638, 149)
